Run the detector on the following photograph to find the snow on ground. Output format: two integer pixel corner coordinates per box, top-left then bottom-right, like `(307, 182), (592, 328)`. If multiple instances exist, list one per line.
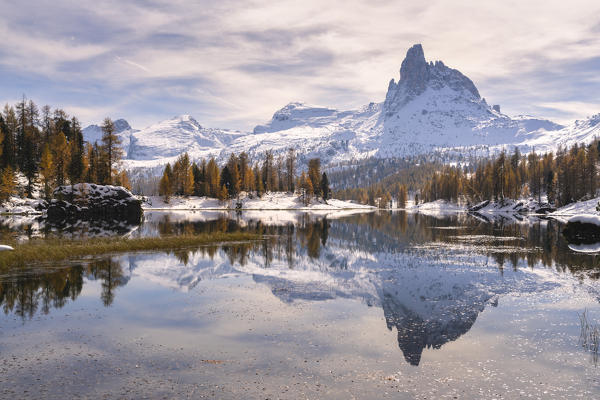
(143, 192), (375, 211)
(407, 200), (466, 217)
(0, 196), (45, 215)
(567, 214), (600, 226)
(550, 197), (600, 219)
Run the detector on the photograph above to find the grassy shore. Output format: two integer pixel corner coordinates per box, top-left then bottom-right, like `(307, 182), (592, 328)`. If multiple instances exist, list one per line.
(0, 232), (262, 268)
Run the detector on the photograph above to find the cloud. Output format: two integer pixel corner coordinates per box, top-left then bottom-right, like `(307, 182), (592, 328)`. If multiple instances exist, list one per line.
(0, 0), (599, 131)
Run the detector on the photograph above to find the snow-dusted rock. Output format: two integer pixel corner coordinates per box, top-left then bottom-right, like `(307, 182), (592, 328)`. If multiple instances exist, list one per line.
(563, 214), (600, 244)
(47, 184), (142, 224)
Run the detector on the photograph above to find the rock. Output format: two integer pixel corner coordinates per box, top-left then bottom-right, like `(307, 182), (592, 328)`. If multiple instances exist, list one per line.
(46, 184), (142, 225)
(563, 215), (600, 244)
(384, 43), (481, 115)
(468, 200), (489, 212)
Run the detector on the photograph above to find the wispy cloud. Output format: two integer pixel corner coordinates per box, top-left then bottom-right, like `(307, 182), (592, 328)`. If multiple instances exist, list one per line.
(0, 0), (599, 130)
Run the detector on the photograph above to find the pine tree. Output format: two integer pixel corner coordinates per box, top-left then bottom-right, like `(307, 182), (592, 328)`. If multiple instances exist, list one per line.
(68, 117), (84, 183)
(183, 165), (194, 196)
(159, 164), (173, 202)
(101, 118), (123, 184)
(39, 144), (54, 199)
(238, 152), (250, 191)
(286, 148), (296, 192)
(320, 172), (330, 202)
(398, 185), (407, 208)
(206, 157), (220, 197)
(50, 132), (69, 187)
(1, 105), (16, 169)
(254, 163), (264, 197)
(114, 170), (132, 190)
(0, 167), (16, 203)
(308, 158), (321, 198)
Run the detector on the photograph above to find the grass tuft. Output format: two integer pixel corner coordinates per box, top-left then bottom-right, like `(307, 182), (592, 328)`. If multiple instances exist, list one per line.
(0, 232), (261, 269)
(579, 309), (600, 365)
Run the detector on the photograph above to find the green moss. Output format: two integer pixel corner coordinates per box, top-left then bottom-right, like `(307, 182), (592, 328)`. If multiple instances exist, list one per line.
(0, 232), (262, 269)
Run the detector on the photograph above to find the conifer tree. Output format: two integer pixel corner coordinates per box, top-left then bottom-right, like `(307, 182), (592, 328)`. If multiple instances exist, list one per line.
(101, 118), (123, 184)
(398, 185), (408, 208)
(206, 157), (220, 197)
(50, 132), (69, 187)
(320, 172), (330, 202)
(39, 144), (54, 199)
(0, 166), (16, 203)
(308, 158), (321, 198)
(286, 148), (296, 193)
(159, 164), (173, 202)
(254, 163), (264, 197)
(1, 105), (16, 169)
(68, 117), (84, 183)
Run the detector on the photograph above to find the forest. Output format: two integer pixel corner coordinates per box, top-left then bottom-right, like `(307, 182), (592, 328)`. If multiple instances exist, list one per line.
(157, 149), (331, 204)
(335, 141), (600, 208)
(0, 97), (128, 201)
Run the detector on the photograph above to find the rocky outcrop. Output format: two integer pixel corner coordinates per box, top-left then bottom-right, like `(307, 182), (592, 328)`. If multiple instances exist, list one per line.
(46, 184), (142, 224)
(383, 43), (481, 116)
(563, 215), (600, 245)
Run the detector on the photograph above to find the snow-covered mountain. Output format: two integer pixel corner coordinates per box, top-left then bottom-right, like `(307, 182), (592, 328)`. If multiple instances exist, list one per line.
(84, 43), (597, 170)
(126, 115), (244, 162)
(520, 113), (600, 153)
(82, 118), (135, 145)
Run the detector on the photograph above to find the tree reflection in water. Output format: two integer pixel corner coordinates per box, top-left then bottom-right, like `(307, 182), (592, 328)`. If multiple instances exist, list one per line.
(0, 258), (128, 318)
(2, 210), (600, 366)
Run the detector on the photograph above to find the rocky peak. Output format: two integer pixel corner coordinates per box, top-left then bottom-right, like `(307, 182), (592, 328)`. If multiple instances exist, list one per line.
(399, 44), (429, 96)
(113, 119), (132, 133)
(384, 44), (481, 116)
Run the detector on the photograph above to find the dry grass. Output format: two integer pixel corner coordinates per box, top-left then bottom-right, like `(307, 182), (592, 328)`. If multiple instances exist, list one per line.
(0, 232), (261, 269)
(579, 309), (600, 365)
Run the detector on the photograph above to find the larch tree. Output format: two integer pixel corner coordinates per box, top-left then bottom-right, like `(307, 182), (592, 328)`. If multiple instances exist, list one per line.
(39, 144), (54, 199)
(101, 118), (123, 184)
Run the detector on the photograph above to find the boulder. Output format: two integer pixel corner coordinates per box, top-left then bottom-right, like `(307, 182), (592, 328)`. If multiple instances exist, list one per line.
(46, 184), (142, 225)
(563, 214), (600, 244)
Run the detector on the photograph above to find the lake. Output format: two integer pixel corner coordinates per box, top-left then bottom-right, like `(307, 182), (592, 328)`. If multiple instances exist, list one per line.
(1, 210), (600, 399)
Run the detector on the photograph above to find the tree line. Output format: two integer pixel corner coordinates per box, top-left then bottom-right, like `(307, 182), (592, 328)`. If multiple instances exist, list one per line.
(421, 142), (599, 207)
(334, 141), (600, 209)
(0, 96), (128, 202)
(158, 149), (331, 203)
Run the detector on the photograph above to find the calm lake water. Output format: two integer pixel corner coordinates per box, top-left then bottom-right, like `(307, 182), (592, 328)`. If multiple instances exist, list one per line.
(2, 210), (600, 399)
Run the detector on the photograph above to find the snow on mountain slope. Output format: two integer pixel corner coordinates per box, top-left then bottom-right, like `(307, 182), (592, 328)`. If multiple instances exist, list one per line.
(82, 118), (134, 145)
(125, 115), (245, 167)
(86, 43), (585, 171)
(519, 113), (600, 153)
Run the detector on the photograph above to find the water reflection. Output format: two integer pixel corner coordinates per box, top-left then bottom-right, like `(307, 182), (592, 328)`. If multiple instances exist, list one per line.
(2, 211), (600, 366)
(0, 215), (140, 241)
(0, 258), (128, 319)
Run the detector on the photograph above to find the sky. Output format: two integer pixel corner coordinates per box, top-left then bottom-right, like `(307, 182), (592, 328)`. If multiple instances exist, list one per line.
(1, 0), (599, 130)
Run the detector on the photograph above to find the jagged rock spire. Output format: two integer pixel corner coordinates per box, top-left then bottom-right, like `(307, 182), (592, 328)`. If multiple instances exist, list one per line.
(384, 44), (481, 117)
(399, 44), (429, 96)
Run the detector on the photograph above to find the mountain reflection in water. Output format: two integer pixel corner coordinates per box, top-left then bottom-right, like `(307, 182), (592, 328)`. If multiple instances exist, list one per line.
(1, 211), (599, 366)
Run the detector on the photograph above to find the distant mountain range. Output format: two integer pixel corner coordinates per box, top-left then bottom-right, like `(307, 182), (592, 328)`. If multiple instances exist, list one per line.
(83, 44), (600, 170)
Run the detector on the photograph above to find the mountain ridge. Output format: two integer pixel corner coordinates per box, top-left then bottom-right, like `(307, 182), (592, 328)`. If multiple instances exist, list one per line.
(82, 44), (591, 170)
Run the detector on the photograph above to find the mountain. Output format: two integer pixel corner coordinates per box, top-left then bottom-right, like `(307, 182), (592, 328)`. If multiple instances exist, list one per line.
(85, 44), (595, 170)
(82, 118), (134, 144)
(126, 115), (244, 163)
(520, 113), (600, 153)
